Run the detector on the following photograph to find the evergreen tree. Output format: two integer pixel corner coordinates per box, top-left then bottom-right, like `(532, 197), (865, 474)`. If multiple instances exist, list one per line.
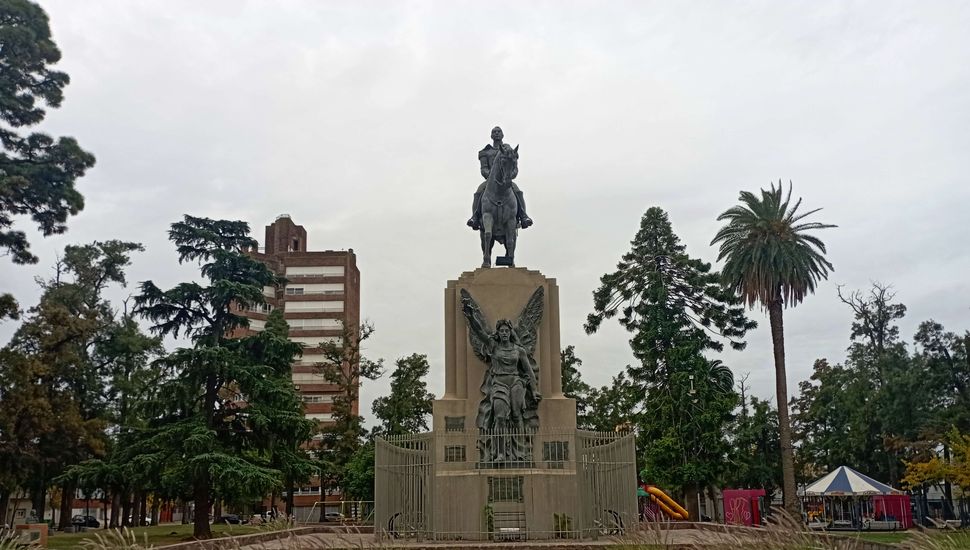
(560, 346), (594, 427)
(0, 0), (96, 318)
(134, 215), (315, 539)
(261, 308), (318, 516)
(59, 307), (165, 528)
(586, 207), (754, 516)
(372, 353), (434, 437)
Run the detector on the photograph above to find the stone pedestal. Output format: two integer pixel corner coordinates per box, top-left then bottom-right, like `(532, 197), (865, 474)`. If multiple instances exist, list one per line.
(376, 267), (635, 542)
(433, 267), (576, 433)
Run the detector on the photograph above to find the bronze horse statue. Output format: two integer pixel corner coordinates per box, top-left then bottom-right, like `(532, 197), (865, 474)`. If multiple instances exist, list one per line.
(480, 144), (519, 268)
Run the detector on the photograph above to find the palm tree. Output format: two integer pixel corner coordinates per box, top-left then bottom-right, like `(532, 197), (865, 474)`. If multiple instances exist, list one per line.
(711, 181), (835, 515)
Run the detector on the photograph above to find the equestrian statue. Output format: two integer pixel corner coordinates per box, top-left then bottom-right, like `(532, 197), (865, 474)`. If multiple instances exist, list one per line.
(467, 126), (533, 268)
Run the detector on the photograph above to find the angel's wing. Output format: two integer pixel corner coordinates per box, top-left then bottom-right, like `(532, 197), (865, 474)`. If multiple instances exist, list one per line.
(460, 288), (491, 363)
(514, 286), (545, 358)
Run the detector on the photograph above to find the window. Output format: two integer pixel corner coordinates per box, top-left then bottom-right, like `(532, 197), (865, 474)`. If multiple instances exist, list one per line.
(543, 441), (569, 468)
(306, 412), (334, 422)
(285, 266), (345, 277)
(301, 394), (334, 404)
(445, 416), (465, 432)
(248, 319), (265, 331)
(285, 301), (344, 313)
(488, 476), (524, 503)
(295, 354), (329, 365)
(445, 445), (466, 463)
(285, 287), (305, 295)
(291, 336), (342, 347)
(262, 286), (276, 297)
(292, 373), (328, 384)
(288, 318), (343, 330)
(287, 283), (343, 295)
(243, 303), (273, 314)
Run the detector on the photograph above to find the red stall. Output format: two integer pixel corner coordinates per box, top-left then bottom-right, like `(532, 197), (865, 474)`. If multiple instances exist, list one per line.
(722, 489), (767, 526)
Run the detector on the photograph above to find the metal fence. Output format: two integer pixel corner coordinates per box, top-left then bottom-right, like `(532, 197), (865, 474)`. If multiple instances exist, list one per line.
(375, 429), (636, 541)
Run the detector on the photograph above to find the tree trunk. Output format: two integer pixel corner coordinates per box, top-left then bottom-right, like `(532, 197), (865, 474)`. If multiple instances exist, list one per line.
(0, 490), (9, 527)
(286, 478), (295, 520)
(110, 492), (120, 528)
(943, 445), (955, 520)
(684, 485), (701, 521)
(58, 481), (74, 529)
(133, 491), (144, 526)
(768, 300), (799, 517)
(181, 500), (189, 524)
(121, 491), (132, 527)
(9, 493), (24, 527)
(30, 482), (46, 523)
(193, 473), (212, 539)
(150, 499), (160, 526)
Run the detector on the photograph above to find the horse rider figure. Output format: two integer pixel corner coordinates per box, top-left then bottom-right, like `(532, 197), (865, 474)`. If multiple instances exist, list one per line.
(467, 126), (534, 231)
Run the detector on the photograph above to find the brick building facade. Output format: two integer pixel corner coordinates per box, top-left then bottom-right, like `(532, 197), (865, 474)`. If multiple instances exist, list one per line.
(239, 215), (361, 519)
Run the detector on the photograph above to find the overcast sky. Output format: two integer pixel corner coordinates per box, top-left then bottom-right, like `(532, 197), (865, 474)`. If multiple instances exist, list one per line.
(3, 1), (969, 422)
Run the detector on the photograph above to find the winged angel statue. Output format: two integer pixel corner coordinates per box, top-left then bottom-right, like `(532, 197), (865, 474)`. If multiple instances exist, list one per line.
(460, 286), (544, 465)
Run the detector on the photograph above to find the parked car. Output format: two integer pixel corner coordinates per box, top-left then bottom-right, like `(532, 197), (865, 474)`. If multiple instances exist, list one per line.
(215, 514), (243, 525)
(72, 515), (100, 528)
(323, 512), (345, 522)
(128, 515), (153, 526)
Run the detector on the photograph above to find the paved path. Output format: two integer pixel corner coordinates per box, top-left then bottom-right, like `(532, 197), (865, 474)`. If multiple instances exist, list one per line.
(239, 529), (753, 549)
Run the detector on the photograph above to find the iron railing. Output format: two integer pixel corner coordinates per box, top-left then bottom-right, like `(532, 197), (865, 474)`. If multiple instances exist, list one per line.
(375, 429), (636, 541)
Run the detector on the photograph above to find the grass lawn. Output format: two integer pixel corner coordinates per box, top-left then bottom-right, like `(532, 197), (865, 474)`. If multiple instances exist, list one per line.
(46, 523), (272, 549)
(835, 529), (970, 547)
(832, 531), (911, 544)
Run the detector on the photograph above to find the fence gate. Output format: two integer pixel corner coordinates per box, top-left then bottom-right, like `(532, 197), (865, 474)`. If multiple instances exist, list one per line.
(376, 429), (636, 541)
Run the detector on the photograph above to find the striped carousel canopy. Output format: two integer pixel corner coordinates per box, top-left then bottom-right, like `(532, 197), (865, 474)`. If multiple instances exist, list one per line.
(804, 466), (903, 496)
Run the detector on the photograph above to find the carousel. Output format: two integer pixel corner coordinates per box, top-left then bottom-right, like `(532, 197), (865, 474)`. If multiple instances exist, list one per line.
(802, 466), (912, 531)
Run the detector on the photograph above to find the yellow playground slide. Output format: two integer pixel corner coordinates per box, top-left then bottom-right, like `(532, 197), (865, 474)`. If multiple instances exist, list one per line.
(645, 486), (689, 520)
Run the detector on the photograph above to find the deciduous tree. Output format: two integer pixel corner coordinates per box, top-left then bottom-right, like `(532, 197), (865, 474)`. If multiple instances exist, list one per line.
(371, 353), (434, 438)
(560, 346), (594, 427)
(6, 240), (142, 524)
(309, 321), (383, 520)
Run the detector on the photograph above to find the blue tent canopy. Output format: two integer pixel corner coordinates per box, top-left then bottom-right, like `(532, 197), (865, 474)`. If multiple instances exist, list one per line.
(804, 466), (902, 496)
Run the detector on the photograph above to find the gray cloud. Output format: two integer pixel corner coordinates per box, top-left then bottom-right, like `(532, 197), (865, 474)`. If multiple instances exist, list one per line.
(3, 0), (969, 419)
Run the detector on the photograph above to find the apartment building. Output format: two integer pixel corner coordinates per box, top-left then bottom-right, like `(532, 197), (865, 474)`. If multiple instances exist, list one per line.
(238, 214), (360, 518)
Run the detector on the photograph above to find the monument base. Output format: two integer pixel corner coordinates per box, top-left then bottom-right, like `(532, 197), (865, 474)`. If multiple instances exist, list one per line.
(375, 267), (636, 541)
(376, 427), (635, 541)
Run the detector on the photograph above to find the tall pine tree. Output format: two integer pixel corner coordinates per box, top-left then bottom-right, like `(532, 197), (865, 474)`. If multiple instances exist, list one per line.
(134, 216), (315, 539)
(586, 207), (755, 517)
(0, 0), (96, 319)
